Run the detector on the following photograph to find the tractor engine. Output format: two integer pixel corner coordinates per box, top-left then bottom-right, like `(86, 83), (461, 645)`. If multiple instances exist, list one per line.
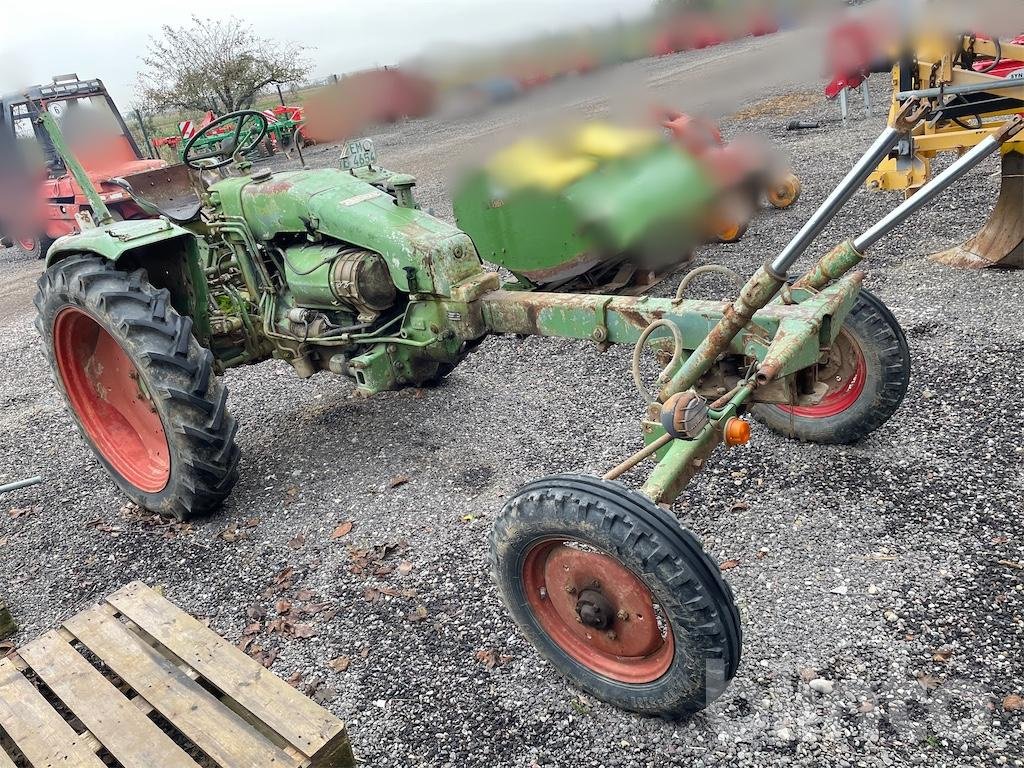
(281, 243), (397, 323)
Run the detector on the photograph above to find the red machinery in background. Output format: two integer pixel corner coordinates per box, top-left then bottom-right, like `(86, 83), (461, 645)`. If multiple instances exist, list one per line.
(0, 75), (167, 258)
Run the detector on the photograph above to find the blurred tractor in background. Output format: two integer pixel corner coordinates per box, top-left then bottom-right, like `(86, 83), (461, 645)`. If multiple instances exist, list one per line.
(0, 75), (168, 259)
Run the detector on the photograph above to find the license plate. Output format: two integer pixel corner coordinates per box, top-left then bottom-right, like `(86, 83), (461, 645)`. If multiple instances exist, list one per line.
(341, 138), (377, 170)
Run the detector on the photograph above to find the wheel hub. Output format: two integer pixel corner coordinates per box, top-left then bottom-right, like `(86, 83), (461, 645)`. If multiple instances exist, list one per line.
(522, 541), (674, 682)
(778, 328), (866, 418)
(575, 588), (614, 630)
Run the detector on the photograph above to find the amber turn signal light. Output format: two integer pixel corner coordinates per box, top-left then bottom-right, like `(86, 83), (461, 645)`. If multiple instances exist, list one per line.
(724, 418), (751, 447)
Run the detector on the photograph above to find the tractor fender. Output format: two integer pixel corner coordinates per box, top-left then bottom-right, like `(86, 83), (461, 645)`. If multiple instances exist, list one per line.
(45, 217), (197, 267)
(45, 218), (211, 341)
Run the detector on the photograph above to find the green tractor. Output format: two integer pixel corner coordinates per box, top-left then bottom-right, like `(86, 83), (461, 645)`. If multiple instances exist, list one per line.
(31, 100), (1021, 719)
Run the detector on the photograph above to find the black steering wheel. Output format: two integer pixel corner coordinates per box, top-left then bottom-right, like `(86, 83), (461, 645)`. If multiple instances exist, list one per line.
(183, 110), (270, 170)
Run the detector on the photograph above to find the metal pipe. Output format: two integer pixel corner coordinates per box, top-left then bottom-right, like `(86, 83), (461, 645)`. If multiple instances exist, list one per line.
(853, 135), (1001, 252)
(895, 77), (1024, 101)
(603, 433), (673, 481)
(0, 476), (43, 494)
(38, 112), (114, 225)
(769, 125), (901, 275)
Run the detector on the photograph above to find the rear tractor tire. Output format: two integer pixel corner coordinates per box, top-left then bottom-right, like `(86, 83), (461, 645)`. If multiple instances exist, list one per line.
(751, 288), (910, 444)
(35, 255), (240, 520)
(491, 474), (741, 719)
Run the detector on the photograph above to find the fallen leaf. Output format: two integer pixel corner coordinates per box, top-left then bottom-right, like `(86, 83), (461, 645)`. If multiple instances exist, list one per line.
(288, 534), (306, 550)
(363, 588), (381, 603)
(286, 670), (304, 687)
(916, 674), (941, 691)
(245, 517), (261, 528)
(8, 506), (36, 519)
(398, 561), (413, 576)
(406, 605), (429, 623)
(275, 599), (292, 615)
(328, 656), (351, 672)
(1003, 694), (1024, 712)
(291, 623), (315, 639)
(286, 485), (299, 497)
(262, 648), (279, 669)
(730, 501), (750, 513)
(245, 604), (265, 621)
(719, 559), (741, 571)
(474, 648), (512, 669)
(242, 622), (261, 636)
(296, 588), (315, 601)
(931, 646), (954, 663)
(236, 637), (254, 653)
(331, 521), (354, 540)
(388, 475), (410, 489)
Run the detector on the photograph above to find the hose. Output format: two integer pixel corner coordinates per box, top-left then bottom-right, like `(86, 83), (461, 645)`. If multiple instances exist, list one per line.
(673, 264), (744, 303)
(632, 319), (684, 405)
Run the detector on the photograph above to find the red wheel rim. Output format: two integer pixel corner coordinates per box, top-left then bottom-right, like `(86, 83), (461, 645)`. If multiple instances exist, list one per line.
(522, 540), (674, 684)
(777, 330), (867, 418)
(53, 307), (170, 493)
(17, 238), (36, 252)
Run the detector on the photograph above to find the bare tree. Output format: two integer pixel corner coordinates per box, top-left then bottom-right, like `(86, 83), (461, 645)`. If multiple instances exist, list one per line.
(137, 16), (311, 113)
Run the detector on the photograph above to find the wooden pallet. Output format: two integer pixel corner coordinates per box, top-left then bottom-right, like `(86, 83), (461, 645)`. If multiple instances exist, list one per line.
(0, 581), (353, 767)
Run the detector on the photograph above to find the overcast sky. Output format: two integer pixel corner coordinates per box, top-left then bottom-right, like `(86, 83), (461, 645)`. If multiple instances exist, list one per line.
(1, 0), (654, 106)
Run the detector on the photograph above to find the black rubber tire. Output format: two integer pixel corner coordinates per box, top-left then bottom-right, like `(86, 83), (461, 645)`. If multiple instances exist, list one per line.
(490, 474), (741, 719)
(751, 288), (910, 444)
(35, 254), (240, 520)
(17, 235), (55, 260)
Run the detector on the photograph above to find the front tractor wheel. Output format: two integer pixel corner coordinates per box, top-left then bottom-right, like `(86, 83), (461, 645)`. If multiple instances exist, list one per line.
(491, 475), (741, 719)
(751, 288), (911, 444)
(35, 255), (240, 520)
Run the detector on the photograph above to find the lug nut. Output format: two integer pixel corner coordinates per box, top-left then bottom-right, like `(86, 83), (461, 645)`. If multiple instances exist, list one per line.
(616, 610), (630, 621)
(591, 580), (600, 589)
(606, 630), (617, 641)
(565, 584), (577, 595)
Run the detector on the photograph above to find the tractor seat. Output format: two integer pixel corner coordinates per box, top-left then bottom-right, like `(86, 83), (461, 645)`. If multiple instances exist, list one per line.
(109, 164), (203, 224)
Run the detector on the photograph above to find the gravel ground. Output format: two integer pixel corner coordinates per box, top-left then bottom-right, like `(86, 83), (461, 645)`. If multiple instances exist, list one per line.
(1, 33), (1022, 768)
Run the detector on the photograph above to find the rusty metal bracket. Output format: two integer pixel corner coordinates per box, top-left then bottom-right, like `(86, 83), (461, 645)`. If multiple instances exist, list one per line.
(592, 297), (613, 344)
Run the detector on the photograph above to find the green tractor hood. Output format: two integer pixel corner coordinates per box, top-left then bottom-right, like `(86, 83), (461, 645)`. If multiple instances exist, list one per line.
(210, 169), (480, 296)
